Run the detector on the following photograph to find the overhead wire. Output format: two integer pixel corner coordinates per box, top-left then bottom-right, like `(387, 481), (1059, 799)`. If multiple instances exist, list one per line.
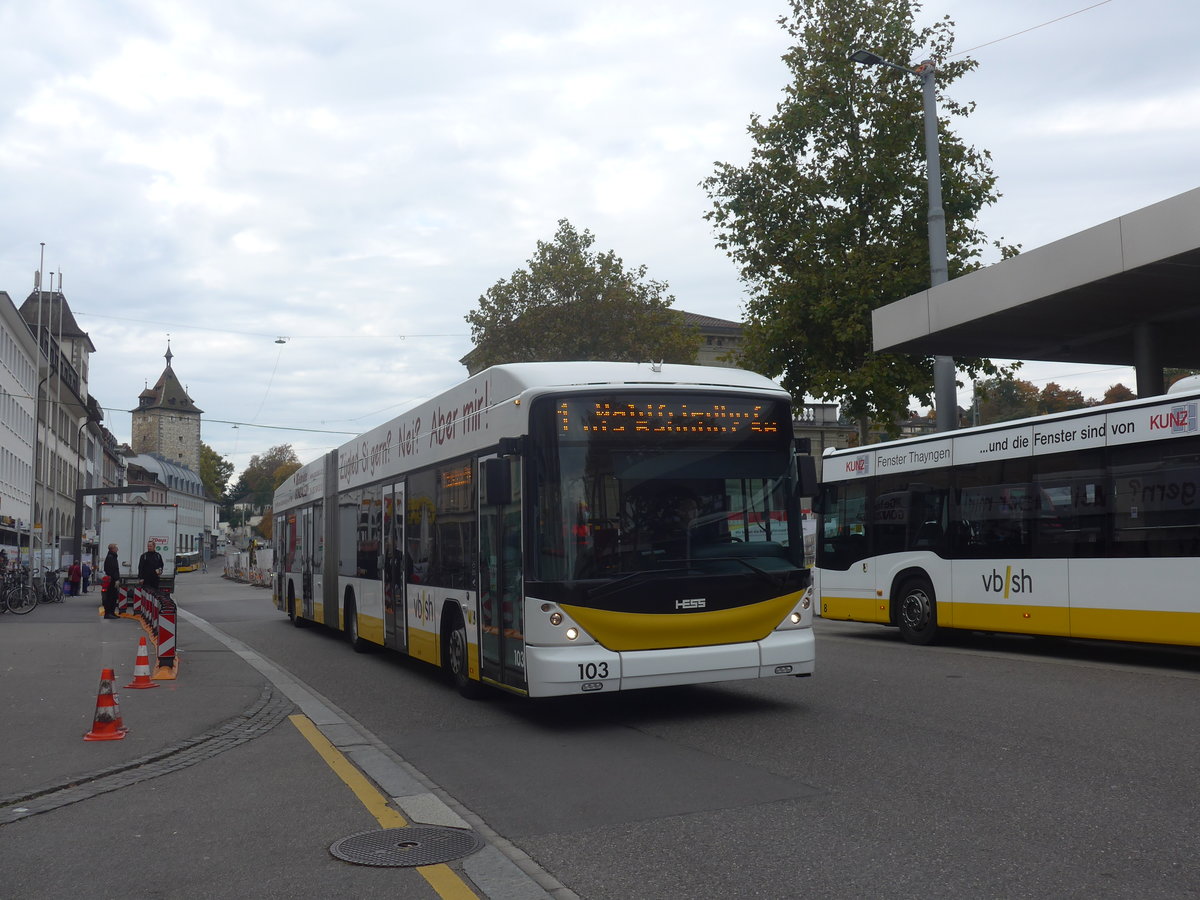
(948, 1), (1115, 59)
(73, 310), (465, 340)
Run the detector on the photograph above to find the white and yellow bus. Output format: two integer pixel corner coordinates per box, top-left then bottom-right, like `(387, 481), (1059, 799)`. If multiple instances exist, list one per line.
(816, 387), (1200, 646)
(274, 362), (818, 698)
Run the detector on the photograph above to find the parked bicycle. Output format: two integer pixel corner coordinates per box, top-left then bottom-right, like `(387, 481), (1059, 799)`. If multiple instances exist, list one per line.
(34, 568), (64, 604)
(2, 566), (38, 615)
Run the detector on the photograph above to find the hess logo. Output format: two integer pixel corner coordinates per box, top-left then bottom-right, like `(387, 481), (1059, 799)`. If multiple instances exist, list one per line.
(675, 598), (706, 610)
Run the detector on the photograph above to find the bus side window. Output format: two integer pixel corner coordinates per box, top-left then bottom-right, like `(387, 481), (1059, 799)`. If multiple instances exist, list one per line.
(818, 482), (870, 570)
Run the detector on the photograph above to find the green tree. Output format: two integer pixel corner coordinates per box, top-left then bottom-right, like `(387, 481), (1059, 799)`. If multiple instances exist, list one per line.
(257, 508), (274, 541)
(1038, 382), (1085, 415)
(976, 376), (1038, 425)
(465, 219), (700, 369)
(702, 0), (1015, 438)
(199, 442), (234, 501)
(235, 445), (301, 511)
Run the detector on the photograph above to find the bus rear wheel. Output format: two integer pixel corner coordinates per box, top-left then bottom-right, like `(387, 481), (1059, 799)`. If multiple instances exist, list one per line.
(345, 598), (370, 653)
(897, 576), (940, 645)
(288, 591), (305, 628)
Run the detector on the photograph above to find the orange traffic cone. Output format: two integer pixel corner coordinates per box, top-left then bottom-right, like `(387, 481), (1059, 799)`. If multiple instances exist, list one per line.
(84, 668), (128, 741)
(124, 637), (159, 690)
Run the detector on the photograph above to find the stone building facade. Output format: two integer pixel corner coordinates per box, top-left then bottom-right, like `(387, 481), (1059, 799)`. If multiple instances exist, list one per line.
(17, 289), (98, 564)
(0, 291), (38, 555)
(131, 345), (203, 475)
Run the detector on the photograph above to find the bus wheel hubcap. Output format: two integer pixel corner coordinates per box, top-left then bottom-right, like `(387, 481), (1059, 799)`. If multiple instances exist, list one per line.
(903, 591), (929, 628)
(450, 629), (465, 674)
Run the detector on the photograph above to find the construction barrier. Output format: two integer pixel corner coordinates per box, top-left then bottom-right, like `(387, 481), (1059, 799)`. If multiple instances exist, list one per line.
(222, 549), (274, 587)
(117, 585), (179, 681)
(152, 590), (177, 680)
(84, 668), (127, 741)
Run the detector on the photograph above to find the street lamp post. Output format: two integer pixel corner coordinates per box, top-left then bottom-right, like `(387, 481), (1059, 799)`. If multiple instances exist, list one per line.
(850, 49), (956, 432)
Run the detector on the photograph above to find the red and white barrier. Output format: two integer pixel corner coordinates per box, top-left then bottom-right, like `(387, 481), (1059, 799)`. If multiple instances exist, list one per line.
(116, 585), (180, 680)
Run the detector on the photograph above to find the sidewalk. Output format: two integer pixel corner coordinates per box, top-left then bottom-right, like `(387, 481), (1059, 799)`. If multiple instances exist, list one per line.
(0, 589), (266, 803)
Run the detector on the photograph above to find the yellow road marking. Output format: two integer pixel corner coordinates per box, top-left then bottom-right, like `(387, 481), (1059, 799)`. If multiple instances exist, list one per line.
(289, 714), (480, 899)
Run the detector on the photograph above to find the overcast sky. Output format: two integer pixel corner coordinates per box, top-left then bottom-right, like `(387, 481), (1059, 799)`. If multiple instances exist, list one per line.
(2, 0), (1196, 477)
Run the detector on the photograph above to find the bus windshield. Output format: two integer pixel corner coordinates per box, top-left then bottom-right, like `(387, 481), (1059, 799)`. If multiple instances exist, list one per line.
(531, 392), (800, 580)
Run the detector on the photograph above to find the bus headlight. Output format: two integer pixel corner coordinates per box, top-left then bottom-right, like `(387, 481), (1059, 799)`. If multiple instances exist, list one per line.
(565, 627), (579, 641)
(789, 612), (801, 624)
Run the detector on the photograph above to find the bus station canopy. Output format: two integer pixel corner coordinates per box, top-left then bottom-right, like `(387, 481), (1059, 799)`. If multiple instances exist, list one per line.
(871, 187), (1200, 395)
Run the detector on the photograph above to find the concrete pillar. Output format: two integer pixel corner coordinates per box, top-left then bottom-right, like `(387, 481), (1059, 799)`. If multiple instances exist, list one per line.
(1133, 323), (1164, 397)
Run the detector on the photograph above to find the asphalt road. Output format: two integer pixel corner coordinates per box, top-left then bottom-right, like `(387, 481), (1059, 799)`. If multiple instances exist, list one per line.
(9, 572), (1200, 898)
(210, 577), (1200, 899)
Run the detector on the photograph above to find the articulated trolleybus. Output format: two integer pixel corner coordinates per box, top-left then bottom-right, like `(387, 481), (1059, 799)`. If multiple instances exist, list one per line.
(816, 387), (1200, 647)
(274, 362), (818, 698)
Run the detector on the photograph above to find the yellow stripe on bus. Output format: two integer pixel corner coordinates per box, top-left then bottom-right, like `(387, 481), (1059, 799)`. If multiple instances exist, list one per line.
(824, 596), (1200, 646)
(562, 591), (802, 652)
(820, 596), (890, 624)
(358, 613), (385, 645)
(409, 626), (439, 665)
(946, 601), (1070, 636)
(1067, 606), (1200, 645)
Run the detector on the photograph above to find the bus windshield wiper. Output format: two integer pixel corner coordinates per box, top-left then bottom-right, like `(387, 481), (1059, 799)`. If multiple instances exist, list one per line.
(586, 567), (691, 601)
(688, 554), (794, 589)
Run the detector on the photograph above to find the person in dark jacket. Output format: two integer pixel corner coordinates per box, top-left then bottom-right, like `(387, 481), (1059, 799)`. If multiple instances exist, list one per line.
(137, 540), (164, 590)
(102, 543), (121, 619)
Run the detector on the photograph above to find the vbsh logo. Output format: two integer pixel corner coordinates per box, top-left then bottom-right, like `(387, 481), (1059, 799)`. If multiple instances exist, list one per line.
(981, 566), (1032, 598)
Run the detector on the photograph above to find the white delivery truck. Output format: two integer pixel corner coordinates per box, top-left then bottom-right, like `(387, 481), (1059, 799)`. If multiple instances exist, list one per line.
(99, 502), (180, 591)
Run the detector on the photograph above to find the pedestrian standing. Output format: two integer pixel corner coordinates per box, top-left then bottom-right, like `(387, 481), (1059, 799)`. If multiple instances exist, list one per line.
(68, 561), (82, 596)
(102, 543), (121, 619)
(138, 540), (164, 590)
(81, 561), (92, 593)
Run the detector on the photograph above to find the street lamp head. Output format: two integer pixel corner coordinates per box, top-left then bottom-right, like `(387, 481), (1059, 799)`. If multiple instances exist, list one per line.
(849, 49), (916, 77)
(849, 49), (884, 66)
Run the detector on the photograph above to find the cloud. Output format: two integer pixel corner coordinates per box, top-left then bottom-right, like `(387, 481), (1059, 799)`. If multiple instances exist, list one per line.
(1, 0), (1197, 473)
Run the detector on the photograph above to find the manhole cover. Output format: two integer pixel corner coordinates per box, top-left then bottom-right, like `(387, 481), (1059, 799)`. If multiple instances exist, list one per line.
(329, 826), (484, 867)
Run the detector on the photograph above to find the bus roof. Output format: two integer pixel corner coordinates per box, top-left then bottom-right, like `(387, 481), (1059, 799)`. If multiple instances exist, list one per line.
(822, 387), (1200, 482)
(469, 361), (787, 395)
(274, 362), (793, 504)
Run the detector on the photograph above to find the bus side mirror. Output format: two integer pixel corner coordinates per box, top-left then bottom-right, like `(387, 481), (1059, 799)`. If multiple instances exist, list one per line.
(795, 454), (818, 500)
(482, 457), (513, 506)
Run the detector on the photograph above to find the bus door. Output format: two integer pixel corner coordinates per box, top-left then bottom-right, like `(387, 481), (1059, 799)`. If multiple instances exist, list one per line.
(383, 482), (407, 651)
(817, 479), (882, 622)
(478, 453), (527, 691)
(300, 505), (316, 620)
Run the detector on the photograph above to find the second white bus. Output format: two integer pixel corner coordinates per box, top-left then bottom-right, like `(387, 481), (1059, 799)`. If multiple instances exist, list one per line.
(816, 388), (1200, 647)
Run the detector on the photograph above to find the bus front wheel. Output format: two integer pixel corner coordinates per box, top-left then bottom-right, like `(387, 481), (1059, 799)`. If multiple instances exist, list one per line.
(897, 576), (940, 645)
(444, 609), (486, 700)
